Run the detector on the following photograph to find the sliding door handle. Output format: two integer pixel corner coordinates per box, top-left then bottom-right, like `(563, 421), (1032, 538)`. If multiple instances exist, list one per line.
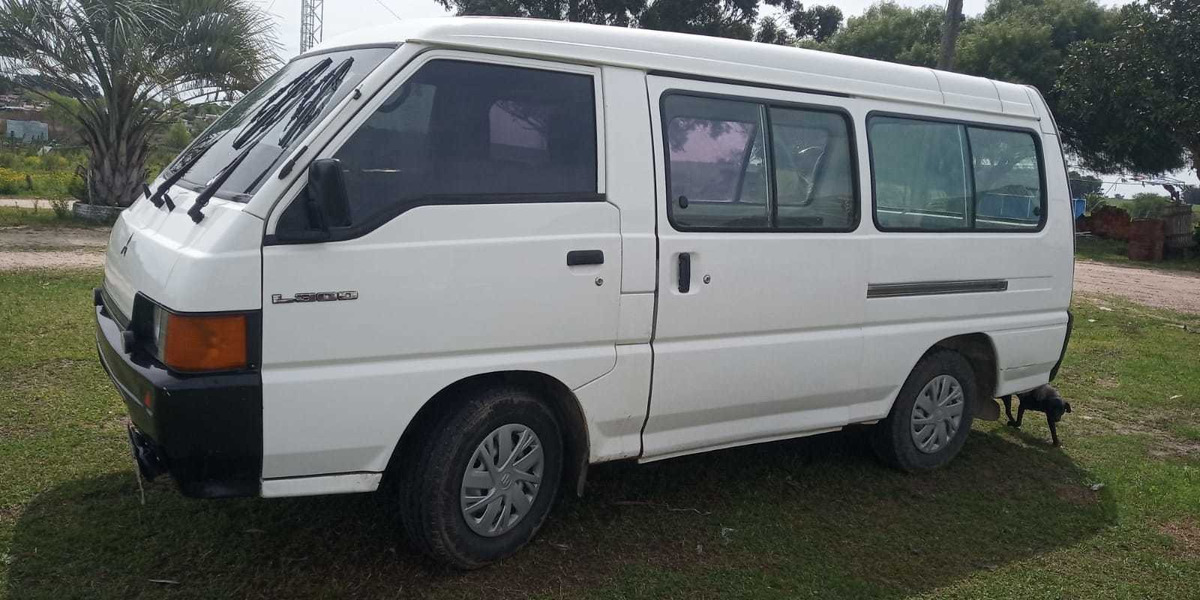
(567, 250), (604, 266)
(678, 253), (691, 293)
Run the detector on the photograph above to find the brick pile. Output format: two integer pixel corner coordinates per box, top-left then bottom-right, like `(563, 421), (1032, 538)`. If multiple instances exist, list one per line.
(1128, 218), (1165, 262)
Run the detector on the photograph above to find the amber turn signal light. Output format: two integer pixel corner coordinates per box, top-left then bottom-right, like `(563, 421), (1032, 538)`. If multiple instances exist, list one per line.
(161, 313), (248, 372)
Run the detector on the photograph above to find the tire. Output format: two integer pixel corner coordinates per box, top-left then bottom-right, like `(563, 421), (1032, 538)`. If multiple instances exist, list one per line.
(872, 350), (976, 472)
(399, 385), (564, 569)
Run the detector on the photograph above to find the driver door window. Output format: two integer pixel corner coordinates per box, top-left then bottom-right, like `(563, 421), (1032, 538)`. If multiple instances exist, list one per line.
(330, 59), (598, 229)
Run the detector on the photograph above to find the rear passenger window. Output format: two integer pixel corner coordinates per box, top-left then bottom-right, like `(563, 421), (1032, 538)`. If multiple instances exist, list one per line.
(869, 117), (971, 230)
(770, 107), (856, 229)
(664, 95), (769, 229)
(663, 94), (858, 231)
(869, 115), (1044, 231)
(332, 60), (597, 227)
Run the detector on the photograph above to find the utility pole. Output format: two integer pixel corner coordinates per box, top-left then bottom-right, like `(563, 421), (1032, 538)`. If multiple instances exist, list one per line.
(300, 0), (325, 54)
(937, 0), (963, 71)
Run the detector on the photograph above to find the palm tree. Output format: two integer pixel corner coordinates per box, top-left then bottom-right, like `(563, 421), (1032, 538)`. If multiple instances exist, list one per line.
(0, 0), (277, 207)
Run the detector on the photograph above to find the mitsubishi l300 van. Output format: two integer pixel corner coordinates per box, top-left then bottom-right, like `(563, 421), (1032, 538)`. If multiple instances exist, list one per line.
(95, 17), (1073, 568)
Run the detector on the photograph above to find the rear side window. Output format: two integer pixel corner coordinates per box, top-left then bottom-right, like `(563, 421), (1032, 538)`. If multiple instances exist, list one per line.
(969, 128), (1042, 230)
(332, 60), (597, 227)
(869, 115), (1043, 231)
(663, 94), (857, 231)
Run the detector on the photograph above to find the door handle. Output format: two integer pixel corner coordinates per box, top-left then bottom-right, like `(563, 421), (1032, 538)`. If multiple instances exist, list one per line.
(678, 253), (691, 293)
(566, 250), (604, 266)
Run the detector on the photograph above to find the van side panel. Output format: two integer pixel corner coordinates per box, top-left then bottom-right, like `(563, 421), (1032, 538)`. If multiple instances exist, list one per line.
(260, 203), (621, 479)
(856, 102), (1073, 421)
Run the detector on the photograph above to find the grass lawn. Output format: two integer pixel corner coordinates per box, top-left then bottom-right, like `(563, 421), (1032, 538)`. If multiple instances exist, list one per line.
(1075, 235), (1200, 273)
(1, 269), (1198, 599)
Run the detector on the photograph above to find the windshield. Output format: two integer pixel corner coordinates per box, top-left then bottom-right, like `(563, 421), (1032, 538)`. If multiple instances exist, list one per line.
(167, 46), (395, 202)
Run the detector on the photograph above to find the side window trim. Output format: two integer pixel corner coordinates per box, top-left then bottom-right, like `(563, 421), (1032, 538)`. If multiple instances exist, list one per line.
(660, 89), (861, 233)
(266, 50), (605, 246)
(866, 110), (1047, 234)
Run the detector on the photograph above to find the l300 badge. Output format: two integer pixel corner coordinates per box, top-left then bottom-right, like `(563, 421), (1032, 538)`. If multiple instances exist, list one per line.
(271, 291), (359, 304)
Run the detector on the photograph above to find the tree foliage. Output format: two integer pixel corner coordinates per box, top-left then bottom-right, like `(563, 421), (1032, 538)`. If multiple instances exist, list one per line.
(823, 2), (943, 67)
(1055, 0), (1200, 182)
(789, 3), (843, 43)
(1068, 171), (1102, 198)
(436, 0), (842, 44)
(0, 0), (277, 206)
(435, 0), (646, 25)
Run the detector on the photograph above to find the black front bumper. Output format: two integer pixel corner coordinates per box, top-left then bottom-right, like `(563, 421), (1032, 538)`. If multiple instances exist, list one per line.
(94, 289), (262, 498)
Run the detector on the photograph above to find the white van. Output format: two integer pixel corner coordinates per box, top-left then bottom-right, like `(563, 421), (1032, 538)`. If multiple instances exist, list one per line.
(95, 17), (1073, 568)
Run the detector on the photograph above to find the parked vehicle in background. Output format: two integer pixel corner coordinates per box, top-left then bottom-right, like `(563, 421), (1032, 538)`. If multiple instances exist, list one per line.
(93, 17), (1074, 568)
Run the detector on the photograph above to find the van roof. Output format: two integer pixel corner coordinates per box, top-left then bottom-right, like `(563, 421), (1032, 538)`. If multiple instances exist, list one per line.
(312, 17), (1043, 122)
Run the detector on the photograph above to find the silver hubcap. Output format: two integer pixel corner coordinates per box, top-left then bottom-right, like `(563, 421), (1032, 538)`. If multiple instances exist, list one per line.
(910, 374), (965, 454)
(460, 424), (544, 537)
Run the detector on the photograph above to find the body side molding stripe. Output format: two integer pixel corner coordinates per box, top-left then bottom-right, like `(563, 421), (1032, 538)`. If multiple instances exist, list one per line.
(867, 279), (1009, 299)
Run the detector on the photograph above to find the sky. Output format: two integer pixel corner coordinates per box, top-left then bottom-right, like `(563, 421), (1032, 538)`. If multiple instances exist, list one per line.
(249, 0), (1195, 195)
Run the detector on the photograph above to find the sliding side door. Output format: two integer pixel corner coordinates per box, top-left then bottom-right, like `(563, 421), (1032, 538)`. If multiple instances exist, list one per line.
(641, 76), (868, 460)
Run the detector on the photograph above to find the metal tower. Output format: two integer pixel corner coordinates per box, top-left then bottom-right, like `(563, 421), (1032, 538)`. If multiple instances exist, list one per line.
(300, 0), (324, 54)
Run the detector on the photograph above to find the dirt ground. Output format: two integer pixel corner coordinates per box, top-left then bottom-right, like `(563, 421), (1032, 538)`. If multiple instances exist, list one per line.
(0, 249), (106, 271)
(0, 223), (108, 271)
(1074, 260), (1200, 314)
(0, 227), (109, 250)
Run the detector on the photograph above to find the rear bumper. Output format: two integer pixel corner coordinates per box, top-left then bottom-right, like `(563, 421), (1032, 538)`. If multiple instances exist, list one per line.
(94, 289), (262, 498)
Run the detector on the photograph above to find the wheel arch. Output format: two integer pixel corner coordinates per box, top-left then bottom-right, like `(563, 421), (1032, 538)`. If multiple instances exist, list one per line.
(387, 370), (591, 496)
(928, 333), (1001, 421)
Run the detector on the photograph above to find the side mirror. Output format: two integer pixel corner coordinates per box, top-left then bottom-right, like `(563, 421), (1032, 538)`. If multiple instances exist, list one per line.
(306, 158), (351, 229)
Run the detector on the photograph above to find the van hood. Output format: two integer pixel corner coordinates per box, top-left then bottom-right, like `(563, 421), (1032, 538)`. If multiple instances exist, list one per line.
(103, 187), (264, 319)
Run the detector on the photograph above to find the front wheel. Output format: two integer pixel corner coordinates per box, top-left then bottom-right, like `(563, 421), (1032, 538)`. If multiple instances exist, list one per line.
(872, 350), (976, 472)
(399, 386), (563, 569)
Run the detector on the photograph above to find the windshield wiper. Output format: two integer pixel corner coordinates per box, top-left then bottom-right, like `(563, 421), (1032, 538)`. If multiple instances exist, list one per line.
(230, 58), (333, 151)
(278, 58), (354, 148)
(188, 58), (349, 223)
(148, 134), (223, 210)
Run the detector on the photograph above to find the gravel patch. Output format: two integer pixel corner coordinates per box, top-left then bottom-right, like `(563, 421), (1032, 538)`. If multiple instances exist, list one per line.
(0, 250), (105, 271)
(1074, 260), (1200, 314)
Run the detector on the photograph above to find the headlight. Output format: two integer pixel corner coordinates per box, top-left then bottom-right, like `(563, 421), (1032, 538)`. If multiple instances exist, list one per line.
(150, 305), (249, 373)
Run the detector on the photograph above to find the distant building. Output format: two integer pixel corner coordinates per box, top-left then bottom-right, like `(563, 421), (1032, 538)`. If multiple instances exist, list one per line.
(5, 119), (49, 143)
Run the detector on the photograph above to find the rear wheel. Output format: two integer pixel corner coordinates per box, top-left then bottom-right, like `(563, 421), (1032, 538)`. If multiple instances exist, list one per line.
(872, 350), (976, 472)
(399, 386), (563, 569)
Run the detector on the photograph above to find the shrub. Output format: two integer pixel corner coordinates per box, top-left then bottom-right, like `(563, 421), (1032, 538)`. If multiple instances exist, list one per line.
(1129, 193), (1171, 219)
(67, 174), (89, 203)
(0, 168), (24, 194)
(50, 198), (71, 219)
(1084, 192), (1107, 214)
(39, 153), (67, 171)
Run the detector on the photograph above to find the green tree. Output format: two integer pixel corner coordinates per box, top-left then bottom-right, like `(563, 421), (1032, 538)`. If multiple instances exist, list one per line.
(754, 15), (794, 45)
(162, 120), (192, 152)
(823, 2), (943, 67)
(956, 0), (1114, 101)
(956, 16), (1059, 92)
(637, 0), (759, 39)
(0, 0), (277, 207)
(789, 4), (843, 42)
(1055, 0), (1200, 182)
(434, 0), (646, 25)
(1068, 171), (1103, 197)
